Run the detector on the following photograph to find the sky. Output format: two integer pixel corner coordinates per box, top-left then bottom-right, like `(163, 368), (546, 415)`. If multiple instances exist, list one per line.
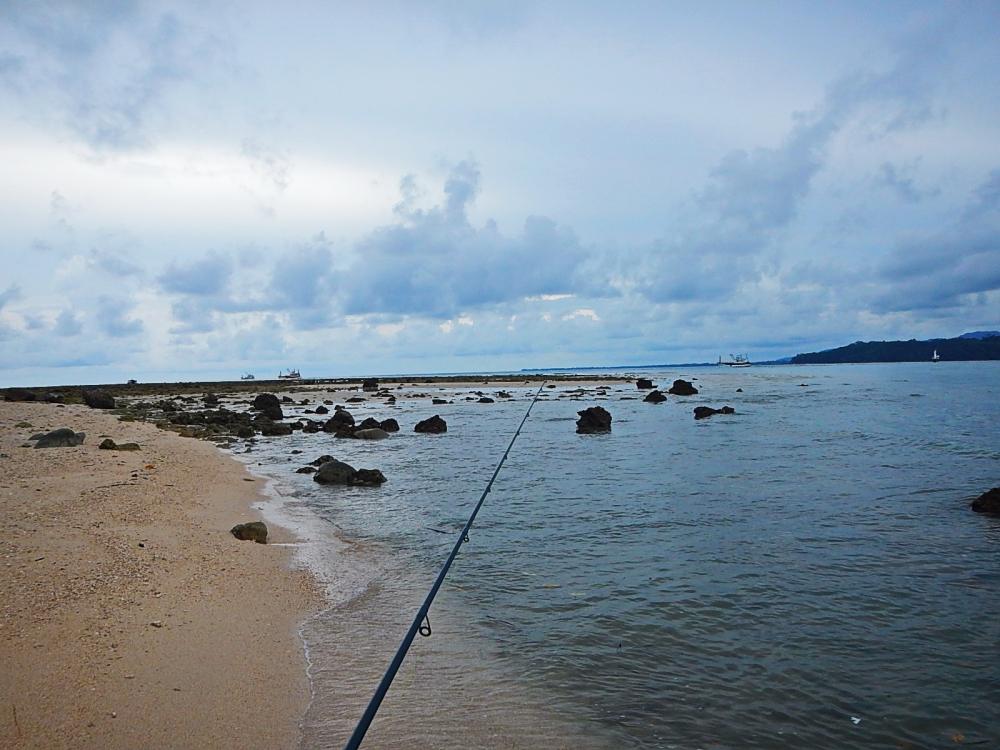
(1, 0), (999, 385)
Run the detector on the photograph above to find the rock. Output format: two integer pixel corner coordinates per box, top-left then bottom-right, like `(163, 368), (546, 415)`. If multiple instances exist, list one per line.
(323, 410), (354, 432)
(432, 398), (448, 405)
(478, 397), (495, 403)
(353, 428), (389, 440)
(354, 468), (387, 486)
(636, 378), (655, 390)
(386, 395), (396, 404)
(497, 391), (512, 398)
(281, 396), (293, 403)
(257, 419), (293, 436)
(295, 466), (317, 474)
(668, 379), (698, 396)
(323, 399), (334, 405)
(82, 389), (116, 409)
(576, 406), (612, 434)
(971, 487), (1000, 515)
(736, 388), (743, 393)
(693, 406), (735, 420)
(643, 390), (667, 403)
(99, 438), (117, 449)
(301, 420), (320, 433)
(357, 417), (381, 430)
(362, 378), (379, 392)
(116, 443), (141, 451)
(313, 459), (356, 485)
(34, 428), (86, 448)
(230, 521), (268, 544)
(380, 418), (400, 432)
(252, 393), (284, 420)
(203, 393), (220, 406)
(346, 396), (366, 403)
(314, 405), (329, 415)
(4, 388), (37, 402)
(309, 454), (336, 466)
(414, 415), (447, 434)
(236, 425), (254, 439)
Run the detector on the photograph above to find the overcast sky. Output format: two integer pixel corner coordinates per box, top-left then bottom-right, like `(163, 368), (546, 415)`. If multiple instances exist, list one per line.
(1, 1), (998, 385)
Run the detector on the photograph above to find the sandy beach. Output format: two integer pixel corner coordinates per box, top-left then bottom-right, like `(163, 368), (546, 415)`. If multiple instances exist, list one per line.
(0, 400), (320, 749)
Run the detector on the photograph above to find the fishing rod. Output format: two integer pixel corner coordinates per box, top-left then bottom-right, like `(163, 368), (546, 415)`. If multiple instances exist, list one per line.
(342, 382), (546, 750)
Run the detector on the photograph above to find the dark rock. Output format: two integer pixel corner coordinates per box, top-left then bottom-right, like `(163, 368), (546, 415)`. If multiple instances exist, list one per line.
(497, 391), (512, 398)
(203, 393), (220, 406)
(117, 443), (141, 451)
(636, 378), (655, 390)
(295, 466), (317, 474)
(99, 438), (117, 449)
(82, 389), (116, 409)
(313, 459), (385, 486)
(414, 415), (447, 434)
(236, 425), (255, 439)
(314, 405), (329, 415)
(576, 406), (612, 434)
(323, 410), (354, 432)
(323, 399), (334, 405)
(362, 378), (379, 392)
(354, 428), (389, 440)
(230, 521), (268, 544)
(346, 396), (366, 403)
(357, 417), (381, 430)
(354, 468), (387, 486)
(668, 379), (698, 396)
(257, 419), (293, 436)
(310, 454), (336, 466)
(971, 487), (1000, 515)
(478, 397), (495, 404)
(5, 388), (37, 402)
(643, 390), (667, 403)
(34, 428), (86, 448)
(252, 393), (284, 420)
(693, 406), (735, 420)
(736, 388), (743, 393)
(380, 418), (399, 432)
(432, 398), (448, 405)
(301, 420), (320, 434)
(386, 395), (396, 404)
(281, 395), (294, 403)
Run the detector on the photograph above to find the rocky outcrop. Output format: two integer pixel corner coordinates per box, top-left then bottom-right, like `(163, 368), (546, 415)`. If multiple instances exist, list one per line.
(668, 379), (698, 396)
(230, 521), (268, 544)
(643, 390), (667, 403)
(4, 388), (37, 402)
(252, 393), (284, 420)
(971, 487), (1000, 515)
(636, 378), (655, 390)
(82, 389), (116, 409)
(203, 393), (220, 406)
(414, 415), (447, 433)
(313, 459), (387, 486)
(576, 406), (612, 434)
(693, 406), (735, 420)
(322, 410), (354, 433)
(380, 418), (400, 432)
(34, 428), (86, 448)
(353, 428), (389, 440)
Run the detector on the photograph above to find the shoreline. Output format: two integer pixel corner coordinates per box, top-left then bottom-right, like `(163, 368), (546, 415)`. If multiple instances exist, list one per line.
(0, 401), (322, 749)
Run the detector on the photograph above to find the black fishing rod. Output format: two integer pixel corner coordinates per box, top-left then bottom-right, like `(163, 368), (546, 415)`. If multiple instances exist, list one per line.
(342, 382), (546, 750)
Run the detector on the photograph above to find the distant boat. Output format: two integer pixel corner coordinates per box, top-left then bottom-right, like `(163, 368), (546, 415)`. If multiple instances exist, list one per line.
(240, 373), (255, 380)
(278, 368), (301, 380)
(932, 350), (940, 362)
(718, 354), (752, 367)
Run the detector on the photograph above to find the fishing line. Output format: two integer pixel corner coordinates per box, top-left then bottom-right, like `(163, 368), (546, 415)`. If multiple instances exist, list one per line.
(342, 382), (547, 750)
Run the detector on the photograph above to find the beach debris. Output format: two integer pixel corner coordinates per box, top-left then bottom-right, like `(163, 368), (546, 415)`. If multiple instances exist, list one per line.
(33, 428), (86, 448)
(82, 389), (116, 409)
(970, 487), (1000, 515)
(251, 393), (284, 420)
(414, 415), (448, 434)
(380, 418), (400, 432)
(313, 459), (387, 487)
(636, 378), (655, 389)
(576, 406), (612, 434)
(667, 379), (698, 396)
(230, 521), (268, 544)
(643, 390), (667, 403)
(98, 438), (141, 451)
(693, 406), (735, 420)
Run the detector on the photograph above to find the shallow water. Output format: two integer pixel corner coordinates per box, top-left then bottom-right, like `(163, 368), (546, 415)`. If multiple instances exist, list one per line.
(239, 362), (1000, 749)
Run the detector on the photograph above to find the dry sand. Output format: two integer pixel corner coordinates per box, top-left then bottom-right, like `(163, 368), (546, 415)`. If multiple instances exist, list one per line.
(0, 401), (320, 749)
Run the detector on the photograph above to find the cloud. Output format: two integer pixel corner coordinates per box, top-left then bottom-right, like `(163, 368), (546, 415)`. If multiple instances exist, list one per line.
(242, 139), (291, 192)
(158, 253), (233, 295)
(88, 247), (144, 277)
(96, 296), (143, 337)
(877, 161), (939, 203)
(0, 284), (21, 311)
(341, 162), (592, 317)
(53, 309), (83, 336)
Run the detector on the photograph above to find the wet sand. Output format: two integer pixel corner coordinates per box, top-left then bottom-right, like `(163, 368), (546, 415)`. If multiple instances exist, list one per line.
(0, 401), (320, 749)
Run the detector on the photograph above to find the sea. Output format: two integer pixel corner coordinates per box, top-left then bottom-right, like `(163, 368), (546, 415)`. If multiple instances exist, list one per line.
(231, 361), (1000, 749)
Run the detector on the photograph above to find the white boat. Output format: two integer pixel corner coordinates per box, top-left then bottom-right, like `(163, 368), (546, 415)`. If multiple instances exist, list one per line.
(932, 350), (940, 362)
(718, 354), (752, 367)
(278, 368), (301, 380)
(240, 373), (255, 380)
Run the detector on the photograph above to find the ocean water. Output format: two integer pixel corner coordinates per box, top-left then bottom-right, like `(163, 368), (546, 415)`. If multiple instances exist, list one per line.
(237, 362), (1000, 749)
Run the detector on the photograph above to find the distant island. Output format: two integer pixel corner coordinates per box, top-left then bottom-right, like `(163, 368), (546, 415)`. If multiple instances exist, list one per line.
(790, 331), (1000, 364)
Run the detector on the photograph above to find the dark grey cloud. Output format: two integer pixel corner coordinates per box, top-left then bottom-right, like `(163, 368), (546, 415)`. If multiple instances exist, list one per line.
(158, 253), (232, 295)
(873, 169), (1000, 312)
(96, 296), (143, 337)
(341, 162), (591, 317)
